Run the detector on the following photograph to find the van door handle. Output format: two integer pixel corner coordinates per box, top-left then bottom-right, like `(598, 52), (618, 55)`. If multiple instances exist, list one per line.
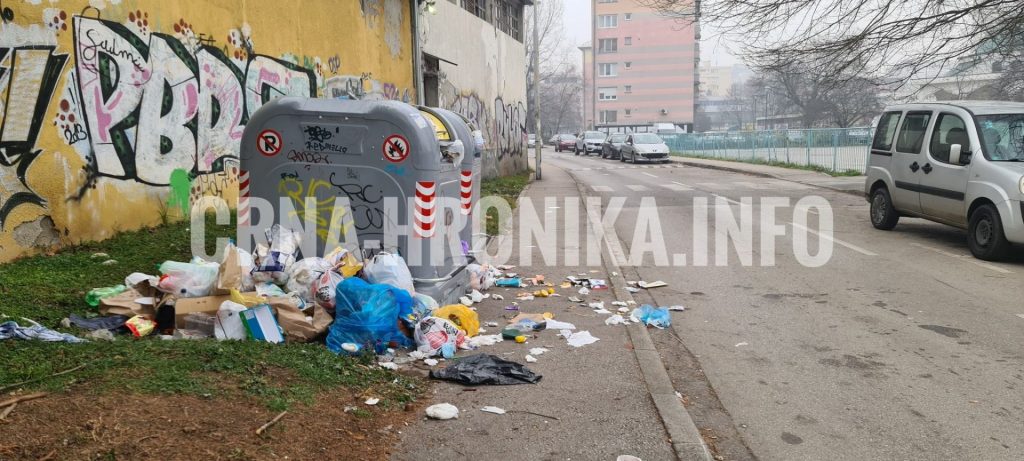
(910, 162), (920, 172)
(922, 163), (932, 174)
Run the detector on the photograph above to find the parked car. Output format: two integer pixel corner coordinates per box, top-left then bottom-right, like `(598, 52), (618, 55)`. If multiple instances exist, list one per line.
(601, 133), (628, 159)
(547, 135), (558, 146)
(555, 134), (576, 152)
(865, 101), (1024, 260)
(620, 133), (670, 163)
(528, 134), (536, 148)
(576, 131), (606, 155)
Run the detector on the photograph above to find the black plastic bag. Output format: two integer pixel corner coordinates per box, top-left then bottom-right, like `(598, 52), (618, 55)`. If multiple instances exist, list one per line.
(430, 354), (542, 385)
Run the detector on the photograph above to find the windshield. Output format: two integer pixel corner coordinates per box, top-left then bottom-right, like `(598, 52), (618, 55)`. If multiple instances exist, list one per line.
(633, 133), (664, 144)
(610, 135), (626, 142)
(978, 114), (1024, 161)
(559, 134), (575, 141)
(584, 131), (604, 140)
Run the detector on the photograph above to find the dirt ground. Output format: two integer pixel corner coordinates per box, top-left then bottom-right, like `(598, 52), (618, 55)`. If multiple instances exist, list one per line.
(0, 386), (425, 461)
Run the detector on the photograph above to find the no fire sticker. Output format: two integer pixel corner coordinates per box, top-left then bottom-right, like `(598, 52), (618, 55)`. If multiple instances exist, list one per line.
(382, 134), (410, 163)
(257, 129), (283, 157)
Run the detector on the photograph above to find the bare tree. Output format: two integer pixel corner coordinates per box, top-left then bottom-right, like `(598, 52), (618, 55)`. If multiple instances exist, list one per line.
(524, 1), (569, 131)
(828, 77), (883, 128)
(638, 0), (1024, 89)
(539, 66), (583, 136)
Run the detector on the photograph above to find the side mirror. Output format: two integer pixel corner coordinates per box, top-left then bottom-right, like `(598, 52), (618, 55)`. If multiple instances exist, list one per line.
(950, 144), (963, 165)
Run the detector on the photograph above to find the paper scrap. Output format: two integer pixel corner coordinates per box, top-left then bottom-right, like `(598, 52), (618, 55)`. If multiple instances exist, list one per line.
(481, 406), (507, 415)
(563, 330), (600, 347)
(545, 319), (576, 330)
(365, 398), (380, 405)
(525, 355), (538, 363)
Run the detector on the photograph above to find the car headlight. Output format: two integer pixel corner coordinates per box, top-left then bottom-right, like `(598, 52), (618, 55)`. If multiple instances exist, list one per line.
(1019, 176), (1024, 195)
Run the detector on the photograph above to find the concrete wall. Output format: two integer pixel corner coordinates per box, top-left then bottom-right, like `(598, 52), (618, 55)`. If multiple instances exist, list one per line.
(421, 0), (528, 179)
(0, 0), (415, 262)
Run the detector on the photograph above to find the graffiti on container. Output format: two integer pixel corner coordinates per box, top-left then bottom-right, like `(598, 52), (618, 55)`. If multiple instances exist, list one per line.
(278, 176), (349, 241)
(303, 125), (333, 143)
(287, 149), (333, 165)
(329, 173), (385, 232)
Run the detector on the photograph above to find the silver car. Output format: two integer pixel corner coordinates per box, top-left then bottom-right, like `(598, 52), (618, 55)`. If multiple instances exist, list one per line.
(620, 133), (670, 163)
(865, 101), (1024, 260)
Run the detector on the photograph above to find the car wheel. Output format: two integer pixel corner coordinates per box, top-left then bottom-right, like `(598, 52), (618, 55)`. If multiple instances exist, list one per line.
(869, 187), (900, 230)
(575, 146), (580, 156)
(629, 153), (636, 164)
(968, 204), (1010, 261)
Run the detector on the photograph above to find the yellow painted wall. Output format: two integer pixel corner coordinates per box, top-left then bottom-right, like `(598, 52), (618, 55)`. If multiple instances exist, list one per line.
(0, 0), (414, 262)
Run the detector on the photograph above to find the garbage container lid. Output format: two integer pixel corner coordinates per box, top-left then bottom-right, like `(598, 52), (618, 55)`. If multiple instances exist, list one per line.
(420, 109), (451, 141)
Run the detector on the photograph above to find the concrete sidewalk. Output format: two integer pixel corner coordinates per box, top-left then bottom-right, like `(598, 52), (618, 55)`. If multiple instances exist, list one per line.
(393, 164), (689, 460)
(670, 156), (866, 196)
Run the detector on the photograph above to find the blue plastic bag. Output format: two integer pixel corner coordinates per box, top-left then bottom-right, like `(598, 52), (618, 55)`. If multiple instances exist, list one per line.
(632, 304), (671, 328)
(326, 277), (415, 354)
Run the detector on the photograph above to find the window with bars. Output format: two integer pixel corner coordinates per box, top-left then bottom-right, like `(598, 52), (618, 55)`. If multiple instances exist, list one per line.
(461, 0), (487, 20)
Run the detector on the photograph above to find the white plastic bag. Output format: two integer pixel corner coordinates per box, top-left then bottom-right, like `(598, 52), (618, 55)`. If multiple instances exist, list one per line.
(158, 261), (219, 297)
(214, 301), (248, 340)
(312, 270), (346, 313)
(414, 317), (465, 358)
(252, 225), (301, 285)
(285, 257), (333, 302)
(363, 252), (415, 295)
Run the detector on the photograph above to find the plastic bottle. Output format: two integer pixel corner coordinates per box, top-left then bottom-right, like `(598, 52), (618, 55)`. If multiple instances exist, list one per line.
(85, 284), (127, 307)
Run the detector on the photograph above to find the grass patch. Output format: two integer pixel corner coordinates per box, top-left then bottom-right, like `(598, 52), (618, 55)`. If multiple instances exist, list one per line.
(481, 169), (533, 236)
(0, 213), (423, 410)
(671, 152), (863, 177)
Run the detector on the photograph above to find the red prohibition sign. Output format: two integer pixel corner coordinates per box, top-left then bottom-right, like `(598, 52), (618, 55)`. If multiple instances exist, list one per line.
(382, 134), (410, 163)
(257, 129), (283, 157)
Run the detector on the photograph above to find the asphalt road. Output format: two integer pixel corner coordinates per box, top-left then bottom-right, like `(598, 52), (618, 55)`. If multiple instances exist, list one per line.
(542, 147), (1024, 461)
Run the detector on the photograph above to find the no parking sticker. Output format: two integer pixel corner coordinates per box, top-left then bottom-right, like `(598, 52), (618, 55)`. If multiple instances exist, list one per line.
(382, 134), (410, 163)
(257, 129), (283, 157)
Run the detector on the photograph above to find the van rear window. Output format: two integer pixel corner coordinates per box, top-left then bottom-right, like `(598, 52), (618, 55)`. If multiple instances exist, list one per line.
(872, 111), (901, 151)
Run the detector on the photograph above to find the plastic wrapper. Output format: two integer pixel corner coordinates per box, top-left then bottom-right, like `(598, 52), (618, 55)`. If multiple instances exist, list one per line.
(414, 317), (466, 358)
(429, 354), (542, 385)
(312, 270), (346, 313)
(125, 315), (156, 337)
(467, 264), (497, 291)
(631, 304), (671, 328)
(158, 261), (219, 297)
(325, 246), (363, 278)
(252, 225), (301, 285)
(433, 304), (480, 338)
(285, 257), (333, 302)
(363, 252), (415, 295)
(325, 277), (415, 354)
(412, 293), (439, 322)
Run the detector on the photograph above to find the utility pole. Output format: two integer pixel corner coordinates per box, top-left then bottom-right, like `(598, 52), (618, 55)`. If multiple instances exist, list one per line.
(533, 1), (542, 180)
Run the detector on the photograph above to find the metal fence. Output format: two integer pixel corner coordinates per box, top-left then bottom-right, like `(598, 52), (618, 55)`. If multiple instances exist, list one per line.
(661, 127), (874, 174)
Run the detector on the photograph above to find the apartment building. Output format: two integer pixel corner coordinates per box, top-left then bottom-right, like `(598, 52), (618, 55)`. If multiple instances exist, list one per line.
(582, 0), (699, 133)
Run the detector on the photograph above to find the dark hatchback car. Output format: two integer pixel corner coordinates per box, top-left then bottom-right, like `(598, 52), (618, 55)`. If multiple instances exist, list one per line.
(601, 133), (628, 159)
(554, 134), (576, 152)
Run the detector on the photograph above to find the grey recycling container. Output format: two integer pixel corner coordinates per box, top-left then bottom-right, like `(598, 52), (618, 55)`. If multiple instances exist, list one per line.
(238, 97), (479, 305)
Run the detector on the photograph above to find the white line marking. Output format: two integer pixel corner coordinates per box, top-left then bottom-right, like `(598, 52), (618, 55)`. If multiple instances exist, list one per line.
(790, 222), (878, 256)
(663, 183), (692, 191)
(592, 185), (614, 192)
(711, 193), (742, 206)
(642, 172), (659, 178)
(910, 243), (1013, 274)
(626, 184), (650, 191)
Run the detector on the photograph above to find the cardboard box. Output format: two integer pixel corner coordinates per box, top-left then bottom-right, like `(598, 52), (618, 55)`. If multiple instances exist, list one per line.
(241, 304), (285, 343)
(99, 289), (158, 318)
(173, 293), (257, 329)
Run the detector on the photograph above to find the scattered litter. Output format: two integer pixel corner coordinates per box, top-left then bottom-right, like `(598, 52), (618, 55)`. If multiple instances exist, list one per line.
(611, 301), (628, 307)
(612, 272), (619, 276)
(424, 358), (439, 366)
(496, 278), (522, 288)
(626, 287), (640, 293)
(85, 285), (127, 307)
(529, 347), (549, 356)
(496, 265), (515, 270)
(408, 350), (429, 360)
(627, 281), (638, 286)
(469, 290), (487, 303)
(379, 362), (399, 371)
(414, 317), (466, 358)
(560, 282), (572, 288)
(433, 304), (480, 338)
(638, 280), (667, 289)
(484, 321), (499, 327)
(364, 397), (380, 405)
(631, 305), (671, 329)
(426, 403), (459, 420)
(466, 334), (503, 348)
(618, 307), (630, 313)
(605, 315), (628, 326)
(125, 315), (156, 337)
(101, 259), (118, 266)
(68, 314), (129, 333)
(544, 319), (576, 330)
(588, 301), (604, 310)
(578, 287), (591, 295)
(525, 355), (537, 363)
(617, 456), (643, 461)
(735, 342), (749, 347)
(590, 279), (608, 289)
(504, 303), (521, 311)
(562, 330), (600, 348)
(430, 354), (542, 385)
(344, 406), (357, 413)
(459, 296), (474, 306)
(86, 329), (116, 341)
(491, 294), (504, 301)
(481, 406), (507, 415)
(91, 252), (109, 259)
(668, 305), (686, 311)
(568, 296), (583, 303)
(516, 293), (535, 301)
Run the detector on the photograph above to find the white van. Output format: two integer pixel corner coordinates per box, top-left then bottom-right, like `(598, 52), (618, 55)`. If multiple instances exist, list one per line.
(865, 101), (1024, 261)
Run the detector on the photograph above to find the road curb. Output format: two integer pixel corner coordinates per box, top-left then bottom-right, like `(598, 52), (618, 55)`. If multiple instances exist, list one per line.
(669, 157), (865, 197)
(566, 168), (712, 461)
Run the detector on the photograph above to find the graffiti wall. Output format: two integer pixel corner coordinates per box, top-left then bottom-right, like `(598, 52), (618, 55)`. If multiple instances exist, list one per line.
(0, 0), (414, 262)
(422, 1), (529, 179)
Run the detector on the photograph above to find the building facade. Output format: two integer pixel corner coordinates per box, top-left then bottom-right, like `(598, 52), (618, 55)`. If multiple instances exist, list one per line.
(422, 0), (530, 178)
(582, 0), (699, 133)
